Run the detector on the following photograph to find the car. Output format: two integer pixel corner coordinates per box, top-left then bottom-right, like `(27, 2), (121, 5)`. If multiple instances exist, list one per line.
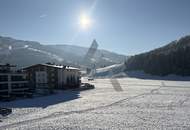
(0, 108), (12, 117)
(80, 83), (95, 90)
(88, 77), (94, 81)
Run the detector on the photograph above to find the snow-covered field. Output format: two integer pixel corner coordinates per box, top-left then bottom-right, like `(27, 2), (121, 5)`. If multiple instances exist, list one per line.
(1, 78), (190, 129)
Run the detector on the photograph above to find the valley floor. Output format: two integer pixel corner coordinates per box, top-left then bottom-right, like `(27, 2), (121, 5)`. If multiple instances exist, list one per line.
(1, 78), (190, 129)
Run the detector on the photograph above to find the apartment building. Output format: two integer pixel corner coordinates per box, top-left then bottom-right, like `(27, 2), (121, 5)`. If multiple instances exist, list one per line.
(0, 64), (28, 97)
(24, 63), (81, 90)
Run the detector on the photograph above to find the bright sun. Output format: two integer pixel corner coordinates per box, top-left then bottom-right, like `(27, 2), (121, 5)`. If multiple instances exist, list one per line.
(79, 13), (91, 30)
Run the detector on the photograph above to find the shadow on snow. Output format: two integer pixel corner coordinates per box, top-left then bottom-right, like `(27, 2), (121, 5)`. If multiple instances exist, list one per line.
(0, 90), (80, 109)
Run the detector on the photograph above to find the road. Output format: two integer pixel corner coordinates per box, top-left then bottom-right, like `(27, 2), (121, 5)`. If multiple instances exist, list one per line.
(1, 78), (190, 129)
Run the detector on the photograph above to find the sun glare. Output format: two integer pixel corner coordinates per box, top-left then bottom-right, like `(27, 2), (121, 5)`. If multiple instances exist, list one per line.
(79, 13), (91, 30)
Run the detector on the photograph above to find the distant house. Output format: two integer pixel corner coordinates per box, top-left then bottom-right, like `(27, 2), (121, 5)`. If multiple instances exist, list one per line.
(0, 64), (29, 97)
(24, 63), (81, 90)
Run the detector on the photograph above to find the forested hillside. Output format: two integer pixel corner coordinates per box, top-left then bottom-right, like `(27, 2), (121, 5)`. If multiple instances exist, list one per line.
(125, 35), (190, 76)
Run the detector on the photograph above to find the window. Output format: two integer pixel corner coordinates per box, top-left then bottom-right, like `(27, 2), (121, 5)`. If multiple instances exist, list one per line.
(0, 75), (8, 82)
(12, 83), (25, 89)
(11, 75), (25, 81)
(0, 83), (8, 90)
(36, 71), (47, 83)
(40, 66), (45, 71)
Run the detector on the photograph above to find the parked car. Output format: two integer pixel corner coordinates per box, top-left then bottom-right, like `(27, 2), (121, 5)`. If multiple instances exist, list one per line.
(88, 77), (94, 81)
(80, 83), (95, 90)
(0, 108), (12, 117)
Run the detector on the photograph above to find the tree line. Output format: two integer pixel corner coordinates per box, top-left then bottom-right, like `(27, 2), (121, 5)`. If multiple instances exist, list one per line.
(125, 35), (190, 76)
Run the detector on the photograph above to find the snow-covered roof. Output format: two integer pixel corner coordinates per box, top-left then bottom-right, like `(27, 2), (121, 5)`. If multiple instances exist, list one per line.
(65, 66), (80, 71)
(41, 64), (63, 69)
(24, 63), (80, 71)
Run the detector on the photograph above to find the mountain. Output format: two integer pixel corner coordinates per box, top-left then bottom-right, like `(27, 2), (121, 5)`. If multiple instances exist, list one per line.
(125, 35), (190, 76)
(0, 36), (127, 68)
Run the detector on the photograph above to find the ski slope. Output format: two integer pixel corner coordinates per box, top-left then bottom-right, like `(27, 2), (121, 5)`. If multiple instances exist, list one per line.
(1, 78), (190, 129)
(95, 63), (126, 78)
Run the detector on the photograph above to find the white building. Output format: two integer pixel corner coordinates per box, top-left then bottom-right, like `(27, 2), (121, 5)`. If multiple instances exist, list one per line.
(58, 66), (81, 88)
(24, 63), (81, 90)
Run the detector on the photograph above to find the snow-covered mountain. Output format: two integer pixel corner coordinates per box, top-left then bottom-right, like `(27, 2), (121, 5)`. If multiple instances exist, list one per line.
(0, 36), (127, 68)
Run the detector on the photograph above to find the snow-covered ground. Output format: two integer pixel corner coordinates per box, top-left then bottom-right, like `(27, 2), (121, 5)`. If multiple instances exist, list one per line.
(1, 78), (190, 129)
(95, 63), (190, 81)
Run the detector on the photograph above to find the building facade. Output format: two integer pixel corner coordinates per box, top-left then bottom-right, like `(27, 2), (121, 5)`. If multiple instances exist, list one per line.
(24, 63), (81, 90)
(0, 64), (28, 97)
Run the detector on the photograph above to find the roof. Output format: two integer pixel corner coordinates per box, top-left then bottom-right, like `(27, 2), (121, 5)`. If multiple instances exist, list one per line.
(24, 63), (80, 71)
(41, 64), (63, 69)
(0, 64), (16, 67)
(65, 66), (80, 71)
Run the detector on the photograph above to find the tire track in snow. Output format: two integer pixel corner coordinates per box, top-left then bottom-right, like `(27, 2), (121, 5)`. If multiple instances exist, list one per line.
(0, 82), (168, 129)
(0, 92), (152, 129)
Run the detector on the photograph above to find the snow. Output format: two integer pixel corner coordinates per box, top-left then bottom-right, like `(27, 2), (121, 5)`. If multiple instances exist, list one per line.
(27, 47), (64, 62)
(1, 78), (190, 129)
(8, 46), (12, 50)
(95, 63), (125, 77)
(95, 63), (190, 80)
(96, 63), (124, 72)
(102, 57), (113, 62)
(0, 49), (11, 55)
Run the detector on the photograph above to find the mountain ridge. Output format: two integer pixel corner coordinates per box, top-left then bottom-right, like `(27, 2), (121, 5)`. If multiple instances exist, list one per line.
(0, 36), (127, 68)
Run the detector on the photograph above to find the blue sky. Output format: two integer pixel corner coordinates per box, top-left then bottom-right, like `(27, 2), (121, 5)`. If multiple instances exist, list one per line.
(0, 0), (190, 55)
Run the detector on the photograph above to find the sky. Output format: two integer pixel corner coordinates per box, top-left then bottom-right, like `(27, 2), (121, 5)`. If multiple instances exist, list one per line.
(0, 0), (190, 55)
